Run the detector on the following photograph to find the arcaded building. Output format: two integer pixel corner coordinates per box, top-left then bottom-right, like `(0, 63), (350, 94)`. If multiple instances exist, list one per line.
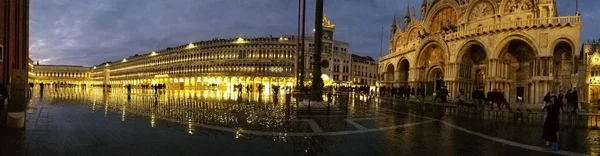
(90, 36), (297, 91)
(379, 0), (583, 105)
(31, 64), (91, 85)
(87, 16), (361, 91)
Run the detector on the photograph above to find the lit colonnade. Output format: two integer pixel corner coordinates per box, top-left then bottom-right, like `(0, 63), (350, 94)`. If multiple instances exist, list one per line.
(379, 0), (584, 106)
(31, 64), (92, 86)
(91, 36), (298, 92)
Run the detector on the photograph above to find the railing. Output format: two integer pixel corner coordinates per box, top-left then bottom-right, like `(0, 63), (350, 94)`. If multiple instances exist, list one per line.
(445, 16), (580, 40)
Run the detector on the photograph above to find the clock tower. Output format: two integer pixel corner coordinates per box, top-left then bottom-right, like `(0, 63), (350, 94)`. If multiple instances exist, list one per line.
(322, 14), (335, 41)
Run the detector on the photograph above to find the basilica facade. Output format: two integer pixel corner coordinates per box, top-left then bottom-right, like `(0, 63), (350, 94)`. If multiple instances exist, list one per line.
(379, 0), (584, 106)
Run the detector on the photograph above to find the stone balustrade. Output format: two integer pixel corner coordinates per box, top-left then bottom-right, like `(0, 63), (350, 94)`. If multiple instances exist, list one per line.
(445, 16), (580, 41)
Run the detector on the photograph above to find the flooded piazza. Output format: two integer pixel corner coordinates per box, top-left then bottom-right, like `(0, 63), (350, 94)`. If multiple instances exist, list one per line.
(0, 86), (597, 155)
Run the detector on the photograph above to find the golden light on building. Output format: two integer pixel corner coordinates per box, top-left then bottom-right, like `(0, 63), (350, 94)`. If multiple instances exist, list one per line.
(150, 51), (157, 56)
(380, 0), (582, 106)
(185, 43), (196, 49)
(233, 37), (248, 44)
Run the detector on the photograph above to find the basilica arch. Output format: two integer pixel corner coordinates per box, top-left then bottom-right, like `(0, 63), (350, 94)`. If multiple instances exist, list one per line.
(552, 38), (576, 91)
(384, 63), (395, 85)
(456, 40), (488, 97)
(416, 41), (449, 95)
(493, 34), (538, 105)
(398, 58), (410, 86)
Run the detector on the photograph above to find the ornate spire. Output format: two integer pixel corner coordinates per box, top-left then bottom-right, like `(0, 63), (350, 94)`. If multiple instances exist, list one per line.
(404, 4), (410, 19)
(404, 4), (411, 29)
(390, 14), (397, 35)
(391, 14), (397, 27)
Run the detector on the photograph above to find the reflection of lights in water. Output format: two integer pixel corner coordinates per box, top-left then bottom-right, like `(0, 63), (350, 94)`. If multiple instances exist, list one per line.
(121, 104), (126, 121)
(104, 102), (108, 117)
(42, 87), (296, 133)
(151, 114), (156, 128)
(235, 127), (244, 139)
(92, 98), (96, 112)
(187, 118), (194, 134)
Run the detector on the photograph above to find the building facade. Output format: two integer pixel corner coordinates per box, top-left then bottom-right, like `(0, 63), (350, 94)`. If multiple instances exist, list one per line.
(86, 16), (364, 91)
(31, 64), (91, 85)
(90, 36), (298, 92)
(351, 54), (378, 86)
(379, 0), (583, 105)
(29, 16), (374, 92)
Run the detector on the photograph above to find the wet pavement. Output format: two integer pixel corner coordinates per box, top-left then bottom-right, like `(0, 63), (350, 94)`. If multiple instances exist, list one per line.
(1, 87), (599, 155)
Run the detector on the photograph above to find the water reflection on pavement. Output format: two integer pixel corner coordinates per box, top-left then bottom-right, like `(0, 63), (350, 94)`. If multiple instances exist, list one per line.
(3, 87), (598, 155)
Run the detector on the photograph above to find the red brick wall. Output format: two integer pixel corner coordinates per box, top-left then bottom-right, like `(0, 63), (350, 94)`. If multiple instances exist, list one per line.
(0, 0), (29, 84)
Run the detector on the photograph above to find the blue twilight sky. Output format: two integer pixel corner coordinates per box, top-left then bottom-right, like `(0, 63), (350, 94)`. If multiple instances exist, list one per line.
(30, 0), (599, 66)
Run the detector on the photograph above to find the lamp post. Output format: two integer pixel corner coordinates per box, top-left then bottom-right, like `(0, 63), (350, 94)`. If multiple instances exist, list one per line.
(310, 0), (324, 101)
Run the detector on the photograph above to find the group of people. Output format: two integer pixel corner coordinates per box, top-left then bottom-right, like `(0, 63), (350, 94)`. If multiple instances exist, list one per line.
(378, 86), (424, 100)
(543, 88), (579, 114)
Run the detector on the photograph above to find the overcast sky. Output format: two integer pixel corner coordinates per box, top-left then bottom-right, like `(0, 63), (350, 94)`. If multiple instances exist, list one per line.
(29, 0), (598, 66)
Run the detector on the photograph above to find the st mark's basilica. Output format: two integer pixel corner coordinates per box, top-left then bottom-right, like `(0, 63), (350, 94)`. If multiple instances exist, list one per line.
(378, 0), (584, 106)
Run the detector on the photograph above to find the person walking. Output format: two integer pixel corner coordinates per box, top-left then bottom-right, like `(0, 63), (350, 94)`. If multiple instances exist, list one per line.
(569, 87), (579, 114)
(542, 96), (560, 151)
(542, 92), (552, 112)
(40, 83), (45, 93)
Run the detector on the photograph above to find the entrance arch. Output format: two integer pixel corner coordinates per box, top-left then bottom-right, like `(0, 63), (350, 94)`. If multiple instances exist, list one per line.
(384, 64), (395, 86)
(458, 41), (488, 97)
(498, 39), (536, 104)
(417, 42), (447, 96)
(398, 59), (409, 85)
(426, 67), (444, 96)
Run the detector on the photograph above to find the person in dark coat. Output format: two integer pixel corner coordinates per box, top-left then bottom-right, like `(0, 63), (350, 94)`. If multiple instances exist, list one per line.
(569, 87), (579, 114)
(440, 86), (449, 103)
(542, 92), (551, 112)
(542, 96), (560, 151)
(40, 83), (45, 93)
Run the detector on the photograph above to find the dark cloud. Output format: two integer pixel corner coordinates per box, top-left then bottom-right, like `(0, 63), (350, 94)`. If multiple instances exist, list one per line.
(30, 0), (599, 66)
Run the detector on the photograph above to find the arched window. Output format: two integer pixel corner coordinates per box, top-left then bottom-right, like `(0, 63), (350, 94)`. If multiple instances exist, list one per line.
(593, 66), (600, 77)
(429, 7), (458, 34)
